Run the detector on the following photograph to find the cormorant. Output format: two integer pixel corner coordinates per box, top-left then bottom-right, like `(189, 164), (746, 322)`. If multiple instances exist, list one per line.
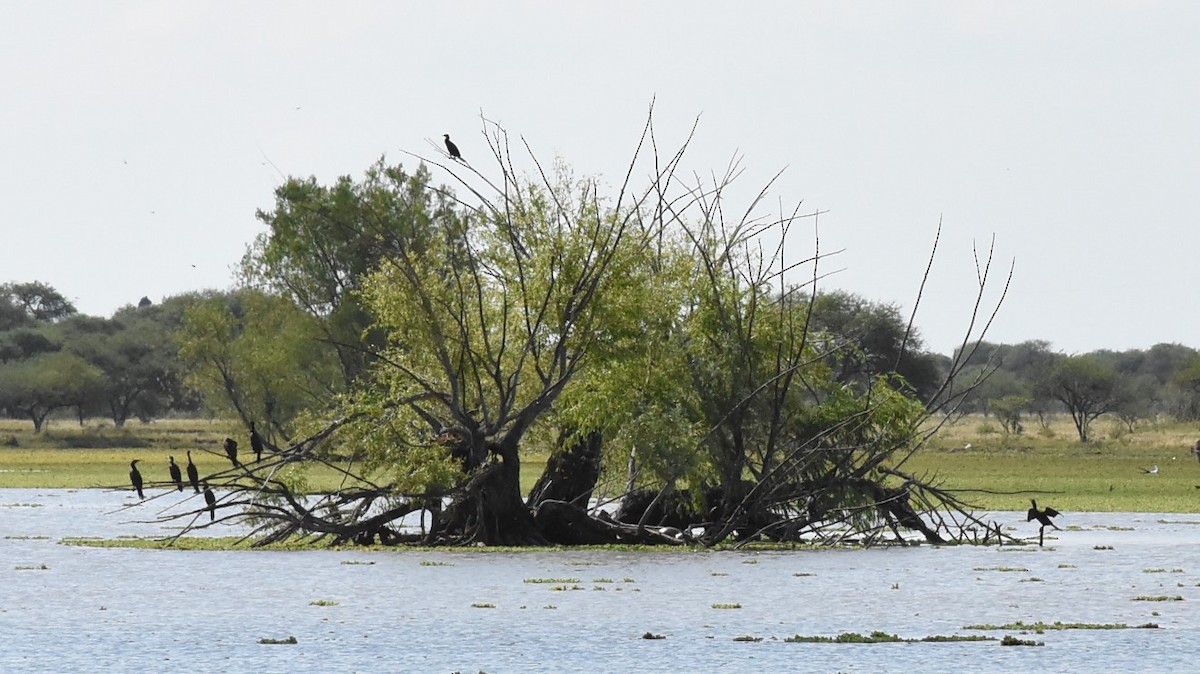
(443, 134), (462, 160)
(186, 450), (200, 494)
(1027, 499), (1061, 547)
(223, 437), (240, 467)
(129, 460), (144, 500)
(168, 456), (183, 492)
(250, 421), (264, 463)
(202, 483), (217, 522)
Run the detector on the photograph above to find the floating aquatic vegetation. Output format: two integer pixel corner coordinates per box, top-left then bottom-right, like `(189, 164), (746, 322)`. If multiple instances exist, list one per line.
(309, 599), (338, 606)
(340, 560), (375, 565)
(420, 560), (453, 567)
(733, 635), (763, 642)
(964, 621), (1158, 631)
(470, 603), (496, 609)
(525, 577), (579, 584)
(258, 636), (297, 645)
(972, 566), (1029, 572)
(711, 603), (742, 609)
(785, 631), (993, 644)
(1000, 636), (1042, 646)
(1132, 595), (1183, 602)
(642, 632), (666, 640)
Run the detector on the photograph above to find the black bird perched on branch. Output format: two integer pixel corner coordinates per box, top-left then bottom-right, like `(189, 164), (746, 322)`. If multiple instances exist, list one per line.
(1027, 499), (1061, 547)
(202, 483), (217, 522)
(443, 134), (462, 161)
(186, 450), (200, 494)
(250, 421), (264, 463)
(129, 460), (144, 499)
(223, 437), (240, 467)
(168, 456), (183, 492)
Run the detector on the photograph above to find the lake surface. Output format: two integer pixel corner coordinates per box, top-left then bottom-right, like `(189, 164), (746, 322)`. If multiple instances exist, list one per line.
(2, 488), (1199, 673)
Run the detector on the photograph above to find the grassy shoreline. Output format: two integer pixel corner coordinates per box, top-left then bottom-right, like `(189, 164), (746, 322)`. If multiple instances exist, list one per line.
(3, 415), (1200, 512)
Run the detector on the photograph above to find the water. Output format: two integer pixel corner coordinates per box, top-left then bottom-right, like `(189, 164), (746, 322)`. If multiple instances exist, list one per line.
(2, 489), (1199, 673)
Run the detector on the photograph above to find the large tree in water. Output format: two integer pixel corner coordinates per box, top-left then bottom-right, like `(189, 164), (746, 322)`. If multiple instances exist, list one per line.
(159, 109), (1012, 548)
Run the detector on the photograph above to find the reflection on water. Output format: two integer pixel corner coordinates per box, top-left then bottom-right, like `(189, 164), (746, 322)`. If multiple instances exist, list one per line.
(2, 488), (1200, 673)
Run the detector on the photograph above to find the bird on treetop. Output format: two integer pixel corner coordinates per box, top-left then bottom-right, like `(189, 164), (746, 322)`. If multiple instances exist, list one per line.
(444, 134), (462, 161)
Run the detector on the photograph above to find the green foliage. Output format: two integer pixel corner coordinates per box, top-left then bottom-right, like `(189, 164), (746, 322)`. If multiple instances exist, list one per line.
(990, 394), (1031, 434)
(245, 160), (460, 384)
(0, 352), (103, 432)
(1039, 355), (1122, 441)
(807, 290), (942, 400)
(0, 281), (76, 324)
(178, 290), (343, 437)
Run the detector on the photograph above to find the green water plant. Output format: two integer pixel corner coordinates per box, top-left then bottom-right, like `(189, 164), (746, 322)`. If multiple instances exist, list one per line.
(1000, 636), (1042, 646)
(964, 621), (1158, 631)
(785, 631), (993, 644)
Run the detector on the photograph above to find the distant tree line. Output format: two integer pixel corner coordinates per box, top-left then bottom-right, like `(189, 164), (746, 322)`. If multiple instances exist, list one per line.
(4, 274), (1198, 447)
(945, 339), (1200, 441)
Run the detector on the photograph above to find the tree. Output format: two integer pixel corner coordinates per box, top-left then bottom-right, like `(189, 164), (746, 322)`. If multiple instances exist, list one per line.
(1040, 355), (1121, 442)
(243, 161), (460, 386)
(0, 352), (103, 432)
(62, 313), (176, 427)
(807, 291), (943, 401)
(990, 394), (1031, 434)
(0, 281), (76, 323)
(178, 290), (343, 439)
(0, 327), (59, 363)
(144, 111), (1013, 549)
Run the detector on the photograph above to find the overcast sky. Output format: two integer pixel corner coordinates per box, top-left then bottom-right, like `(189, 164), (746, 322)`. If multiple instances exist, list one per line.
(3, 2), (1197, 355)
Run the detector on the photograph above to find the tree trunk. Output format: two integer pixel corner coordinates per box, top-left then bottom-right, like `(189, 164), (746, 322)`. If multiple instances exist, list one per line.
(440, 438), (547, 546)
(527, 429), (603, 509)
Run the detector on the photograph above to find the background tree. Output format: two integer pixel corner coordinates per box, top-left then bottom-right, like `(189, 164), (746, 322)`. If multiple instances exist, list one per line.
(1039, 355), (1122, 442)
(807, 290), (944, 401)
(0, 281), (76, 323)
(0, 351), (103, 432)
(989, 394), (1031, 434)
(178, 290), (343, 440)
(243, 161), (460, 386)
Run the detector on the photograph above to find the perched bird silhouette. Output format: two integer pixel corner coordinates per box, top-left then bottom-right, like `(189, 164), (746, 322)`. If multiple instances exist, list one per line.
(223, 437), (240, 467)
(1027, 499), (1061, 547)
(168, 456), (183, 492)
(1142, 464), (1159, 475)
(202, 483), (217, 522)
(129, 460), (144, 500)
(250, 421), (264, 463)
(186, 450), (200, 494)
(1027, 499), (1061, 530)
(443, 134), (462, 161)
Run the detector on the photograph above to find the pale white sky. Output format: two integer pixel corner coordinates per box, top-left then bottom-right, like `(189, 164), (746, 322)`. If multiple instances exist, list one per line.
(3, 2), (1198, 355)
